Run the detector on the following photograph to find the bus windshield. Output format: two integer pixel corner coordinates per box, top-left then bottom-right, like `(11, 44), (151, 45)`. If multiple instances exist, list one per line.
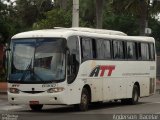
(9, 38), (66, 83)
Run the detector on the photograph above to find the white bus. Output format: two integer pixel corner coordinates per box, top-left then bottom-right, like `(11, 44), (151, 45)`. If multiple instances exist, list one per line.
(7, 27), (156, 111)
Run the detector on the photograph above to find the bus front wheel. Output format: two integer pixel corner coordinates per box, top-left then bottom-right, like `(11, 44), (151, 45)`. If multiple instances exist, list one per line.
(30, 104), (43, 111)
(78, 88), (90, 111)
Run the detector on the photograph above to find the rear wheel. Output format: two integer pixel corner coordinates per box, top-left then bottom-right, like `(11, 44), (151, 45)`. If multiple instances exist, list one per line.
(129, 85), (139, 105)
(121, 99), (129, 104)
(121, 85), (139, 105)
(30, 104), (43, 111)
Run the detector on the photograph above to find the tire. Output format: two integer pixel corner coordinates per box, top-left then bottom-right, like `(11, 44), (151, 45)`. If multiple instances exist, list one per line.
(128, 85), (139, 105)
(121, 85), (139, 105)
(30, 104), (43, 111)
(92, 101), (103, 106)
(78, 88), (90, 111)
(121, 99), (129, 105)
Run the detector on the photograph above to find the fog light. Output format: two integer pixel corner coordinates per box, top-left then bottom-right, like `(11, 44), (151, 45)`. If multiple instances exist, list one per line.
(9, 88), (20, 94)
(47, 87), (64, 93)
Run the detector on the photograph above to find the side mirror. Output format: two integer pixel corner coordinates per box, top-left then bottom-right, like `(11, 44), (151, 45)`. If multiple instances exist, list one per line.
(67, 54), (77, 84)
(3, 44), (11, 78)
(5, 48), (11, 51)
(4, 43), (11, 52)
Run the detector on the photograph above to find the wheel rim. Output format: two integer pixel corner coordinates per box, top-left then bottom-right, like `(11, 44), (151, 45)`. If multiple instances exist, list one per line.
(133, 89), (138, 102)
(81, 94), (88, 106)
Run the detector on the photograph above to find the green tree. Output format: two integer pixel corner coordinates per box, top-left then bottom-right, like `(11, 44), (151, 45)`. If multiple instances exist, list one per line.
(15, 0), (53, 28)
(33, 8), (72, 29)
(149, 17), (160, 51)
(80, 0), (105, 28)
(95, 0), (104, 28)
(112, 0), (160, 35)
(0, 0), (18, 43)
(54, 0), (68, 10)
(112, 0), (149, 35)
(79, 0), (95, 27)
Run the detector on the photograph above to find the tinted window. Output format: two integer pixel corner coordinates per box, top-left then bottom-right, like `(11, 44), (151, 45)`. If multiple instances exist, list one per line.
(149, 43), (155, 61)
(141, 43), (149, 60)
(113, 41), (124, 59)
(67, 36), (80, 84)
(96, 39), (111, 59)
(81, 37), (93, 60)
(67, 36), (80, 63)
(126, 42), (136, 60)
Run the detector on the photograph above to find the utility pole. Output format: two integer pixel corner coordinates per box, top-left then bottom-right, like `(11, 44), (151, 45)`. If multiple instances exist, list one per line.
(145, 0), (152, 35)
(72, 0), (79, 27)
(145, 0), (158, 35)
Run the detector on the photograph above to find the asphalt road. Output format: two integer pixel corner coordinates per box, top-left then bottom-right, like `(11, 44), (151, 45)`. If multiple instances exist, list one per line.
(0, 93), (160, 120)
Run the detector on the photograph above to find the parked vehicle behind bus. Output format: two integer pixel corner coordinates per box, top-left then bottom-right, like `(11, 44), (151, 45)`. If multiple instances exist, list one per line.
(7, 27), (156, 111)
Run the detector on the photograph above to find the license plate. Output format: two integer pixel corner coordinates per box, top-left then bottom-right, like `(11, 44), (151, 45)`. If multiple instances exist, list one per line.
(29, 101), (39, 104)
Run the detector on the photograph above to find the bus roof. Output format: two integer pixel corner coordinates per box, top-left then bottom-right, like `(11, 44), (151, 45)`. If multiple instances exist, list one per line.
(12, 27), (155, 43)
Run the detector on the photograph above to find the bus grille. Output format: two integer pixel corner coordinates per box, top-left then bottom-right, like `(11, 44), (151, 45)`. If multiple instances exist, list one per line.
(22, 91), (44, 94)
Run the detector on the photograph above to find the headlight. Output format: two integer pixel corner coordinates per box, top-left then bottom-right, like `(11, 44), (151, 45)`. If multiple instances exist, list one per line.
(47, 87), (65, 93)
(9, 88), (20, 94)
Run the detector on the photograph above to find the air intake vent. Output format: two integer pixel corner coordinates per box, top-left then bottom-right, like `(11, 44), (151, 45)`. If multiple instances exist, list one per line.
(22, 91), (44, 94)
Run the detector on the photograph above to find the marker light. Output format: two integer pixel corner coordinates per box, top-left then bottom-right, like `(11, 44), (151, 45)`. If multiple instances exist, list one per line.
(47, 87), (65, 93)
(9, 88), (20, 94)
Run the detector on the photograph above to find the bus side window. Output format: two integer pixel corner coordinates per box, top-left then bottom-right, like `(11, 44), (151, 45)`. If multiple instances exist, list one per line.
(141, 43), (149, 61)
(96, 39), (111, 59)
(67, 36), (80, 84)
(126, 42), (136, 60)
(113, 40), (124, 59)
(81, 37), (93, 61)
(149, 43), (155, 61)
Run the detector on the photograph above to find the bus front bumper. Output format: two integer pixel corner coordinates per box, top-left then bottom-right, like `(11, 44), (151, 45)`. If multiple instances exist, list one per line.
(8, 91), (67, 105)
